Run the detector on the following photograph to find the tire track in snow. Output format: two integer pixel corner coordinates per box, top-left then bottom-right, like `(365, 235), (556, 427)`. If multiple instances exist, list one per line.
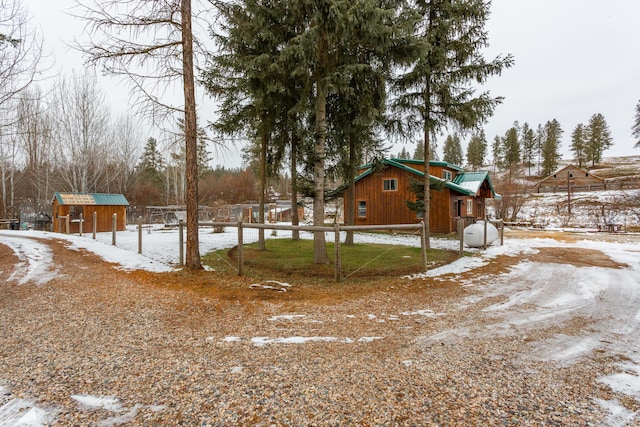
(0, 232), (59, 285)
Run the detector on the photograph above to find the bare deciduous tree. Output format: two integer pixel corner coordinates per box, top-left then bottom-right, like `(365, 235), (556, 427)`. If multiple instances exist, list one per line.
(53, 71), (111, 193)
(15, 87), (53, 213)
(0, 0), (44, 118)
(74, 0), (204, 269)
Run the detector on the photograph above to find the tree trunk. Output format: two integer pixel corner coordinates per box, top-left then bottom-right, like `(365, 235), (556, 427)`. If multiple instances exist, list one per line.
(181, 0), (202, 270)
(344, 135), (356, 245)
(312, 28), (329, 264)
(423, 123), (431, 249)
(290, 131), (299, 240)
(258, 123), (267, 249)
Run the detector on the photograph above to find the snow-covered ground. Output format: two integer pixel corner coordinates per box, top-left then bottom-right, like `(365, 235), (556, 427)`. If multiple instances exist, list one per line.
(1, 227), (639, 425)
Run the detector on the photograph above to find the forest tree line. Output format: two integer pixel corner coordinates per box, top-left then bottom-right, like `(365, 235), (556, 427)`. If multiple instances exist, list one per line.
(400, 113), (617, 179)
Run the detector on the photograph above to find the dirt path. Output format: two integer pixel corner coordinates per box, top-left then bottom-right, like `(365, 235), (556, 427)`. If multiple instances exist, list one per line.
(1, 232), (638, 425)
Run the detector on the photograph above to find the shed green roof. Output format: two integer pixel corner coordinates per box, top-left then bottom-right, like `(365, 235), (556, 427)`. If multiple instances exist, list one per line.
(53, 192), (130, 206)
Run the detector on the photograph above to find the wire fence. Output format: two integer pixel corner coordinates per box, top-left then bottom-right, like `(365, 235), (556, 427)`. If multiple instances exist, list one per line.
(195, 221), (428, 282)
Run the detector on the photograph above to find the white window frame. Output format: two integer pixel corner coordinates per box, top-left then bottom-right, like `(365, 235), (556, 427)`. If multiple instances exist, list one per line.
(467, 199), (474, 216)
(442, 170), (452, 181)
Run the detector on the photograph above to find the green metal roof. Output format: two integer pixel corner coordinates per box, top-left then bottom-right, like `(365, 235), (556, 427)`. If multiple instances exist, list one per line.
(53, 192), (130, 206)
(452, 171), (499, 197)
(353, 158), (476, 196)
(360, 158), (465, 173)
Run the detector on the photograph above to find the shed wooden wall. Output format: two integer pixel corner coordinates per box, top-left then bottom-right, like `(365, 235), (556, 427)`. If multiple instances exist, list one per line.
(52, 201), (127, 233)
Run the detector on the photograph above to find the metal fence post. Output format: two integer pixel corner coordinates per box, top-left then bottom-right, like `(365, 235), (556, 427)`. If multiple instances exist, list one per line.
(237, 220), (244, 276)
(112, 213), (117, 246)
(334, 223), (341, 282)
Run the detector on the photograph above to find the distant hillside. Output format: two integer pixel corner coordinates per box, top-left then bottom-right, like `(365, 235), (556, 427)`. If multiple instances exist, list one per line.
(488, 155), (640, 231)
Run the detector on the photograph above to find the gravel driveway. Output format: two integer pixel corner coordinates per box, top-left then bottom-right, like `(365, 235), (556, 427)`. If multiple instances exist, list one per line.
(1, 232), (638, 426)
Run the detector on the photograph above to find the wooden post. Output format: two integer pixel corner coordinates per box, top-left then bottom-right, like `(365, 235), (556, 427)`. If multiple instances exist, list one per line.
(500, 219), (504, 246)
(334, 223), (341, 282)
(237, 221), (244, 276)
(179, 219), (184, 266)
(420, 221), (428, 272)
(458, 218), (464, 258)
(79, 213), (83, 236)
(93, 212), (97, 240)
(112, 213), (117, 246)
(483, 219), (488, 250)
(65, 215), (70, 235)
(138, 216), (143, 254)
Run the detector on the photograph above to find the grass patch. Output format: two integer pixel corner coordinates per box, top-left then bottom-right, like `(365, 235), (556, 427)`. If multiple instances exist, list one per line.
(203, 238), (456, 281)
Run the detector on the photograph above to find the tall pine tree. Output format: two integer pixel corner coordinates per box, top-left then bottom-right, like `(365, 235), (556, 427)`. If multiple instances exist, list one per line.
(570, 123), (587, 167)
(521, 122), (535, 176)
(585, 113), (612, 166)
(442, 134), (463, 165)
(466, 131), (487, 170)
(541, 119), (563, 176)
(390, 0), (513, 245)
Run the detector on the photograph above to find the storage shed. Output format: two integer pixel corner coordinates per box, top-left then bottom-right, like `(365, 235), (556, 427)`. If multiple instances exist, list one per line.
(52, 192), (129, 233)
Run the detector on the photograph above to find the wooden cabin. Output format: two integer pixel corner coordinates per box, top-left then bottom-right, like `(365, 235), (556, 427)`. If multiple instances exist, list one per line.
(346, 158), (499, 233)
(52, 192), (129, 233)
(534, 165), (605, 193)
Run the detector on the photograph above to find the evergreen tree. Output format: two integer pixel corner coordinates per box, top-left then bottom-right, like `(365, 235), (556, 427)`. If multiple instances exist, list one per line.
(466, 131), (487, 170)
(633, 100), (640, 149)
(397, 146), (411, 159)
(570, 123), (587, 167)
(535, 123), (545, 174)
(585, 113), (612, 166)
(521, 122), (535, 175)
(139, 137), (165, 176)
(442, 134), (463, 166)
(390, 0), (513, 244)
(413, 141), (424, 160)
(502, 122), (520, 175)
(491, 134), (502, 172)
(541, 119), (563, 176)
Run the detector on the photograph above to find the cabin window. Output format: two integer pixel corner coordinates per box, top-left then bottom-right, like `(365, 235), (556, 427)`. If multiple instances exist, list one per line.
(416, 210), (424, 219)
(70, 205), (84, 219)
(383, 178), (398, 191)
(442, 170), (452, 181)
(357, 200), (367, 218)
(467, 199), (474, 216)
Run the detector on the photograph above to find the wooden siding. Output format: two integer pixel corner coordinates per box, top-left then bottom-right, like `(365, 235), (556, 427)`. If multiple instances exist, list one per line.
(349, 161), (492, 234)
(536, 165), (605, 193)
(351, 167), (459, 233)
(52, 200), (127, 233)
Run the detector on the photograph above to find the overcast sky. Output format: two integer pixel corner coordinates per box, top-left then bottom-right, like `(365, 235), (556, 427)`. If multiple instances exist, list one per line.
(27, 0), (640, 166)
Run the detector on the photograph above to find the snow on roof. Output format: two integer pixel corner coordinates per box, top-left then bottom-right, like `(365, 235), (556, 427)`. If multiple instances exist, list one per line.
(453, 171), (493, 195)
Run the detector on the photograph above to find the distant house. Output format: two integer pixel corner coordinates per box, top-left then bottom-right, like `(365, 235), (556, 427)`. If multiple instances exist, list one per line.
(345, 158), (499, 233)
(52, 192), (129, 233)
(534, 165), (605, 193)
